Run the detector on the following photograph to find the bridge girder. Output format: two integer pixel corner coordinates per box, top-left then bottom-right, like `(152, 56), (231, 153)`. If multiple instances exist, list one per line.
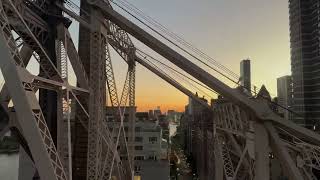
(1, 0), (320, 179)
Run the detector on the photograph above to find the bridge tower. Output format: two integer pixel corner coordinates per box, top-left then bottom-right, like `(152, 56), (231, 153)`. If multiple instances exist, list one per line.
(72, 0), (106, 179)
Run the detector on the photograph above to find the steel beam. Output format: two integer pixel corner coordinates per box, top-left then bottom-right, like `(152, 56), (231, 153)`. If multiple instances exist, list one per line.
(55, 2), (320, 179)
(73, 1), (95, 178)
(0, 45), (32, 112)
(59, 1), (215, 112)
(135, 56), (211, 110)
(93, 1), (257, 108)
(227, 134), (249, 167)
(0, 30), (67, 180)
(254, 122), (269, 180)
(86, 8), (106, 180)
(214, 136), (224, 180)
(0, 125), (9, 138)
(93, 1), (320, 145)
(127, 64), (135, 176)
(57, 24), (89, 89)
(265, 122), (304, 180)
(18, 147), (36, 180)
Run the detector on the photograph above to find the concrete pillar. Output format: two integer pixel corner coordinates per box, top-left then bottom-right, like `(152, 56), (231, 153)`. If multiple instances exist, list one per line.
(18, 146), (36, 180)
(214, 139), (223, 180)
(254, 122), (269, 180)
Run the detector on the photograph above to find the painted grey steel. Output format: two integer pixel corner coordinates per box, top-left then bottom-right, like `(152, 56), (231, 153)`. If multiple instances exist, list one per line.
(265, 122), (304, 180)
(0, 28), (67, 180)
(92, 2), (320, 147)
(135, 56), (211, 110)
(1, 0), (320, 179)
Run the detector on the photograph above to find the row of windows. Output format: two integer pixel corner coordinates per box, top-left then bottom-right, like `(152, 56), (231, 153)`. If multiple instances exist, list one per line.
(134, 165), (141, 172)
(149, 137), (157, 144)
(135, 137), (143, 142)
(134, 156), (158, 161)
(134, 136), (158, 143)
(135, 146), (143, 150)
(108, 126), (143, 132)
(113, 136), (158, 143)
(134, 156), (144, 160)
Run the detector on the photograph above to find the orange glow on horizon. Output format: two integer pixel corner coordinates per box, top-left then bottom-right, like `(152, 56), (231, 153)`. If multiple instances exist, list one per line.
(135, 99), (187, 113)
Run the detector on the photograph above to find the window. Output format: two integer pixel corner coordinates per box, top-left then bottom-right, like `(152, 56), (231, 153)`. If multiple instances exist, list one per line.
(134, 146), (143, 150)
(134, 165), (141, 172)
(135, 127), (141, 132)
(134, 156), (144, 160)
(106, 116), (114, 122)
(149, 137), (157, 144)
(123, 114), (129, 122)
(148, 156), (157, 160)
(120, 156), (128, 160)
(135, 137), (143, 142)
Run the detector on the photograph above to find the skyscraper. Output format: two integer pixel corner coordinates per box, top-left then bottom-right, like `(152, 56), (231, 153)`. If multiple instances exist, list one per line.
(289, 0), (320, 129)
(277, 75), (293, 121)
(240, 59), (251, 94)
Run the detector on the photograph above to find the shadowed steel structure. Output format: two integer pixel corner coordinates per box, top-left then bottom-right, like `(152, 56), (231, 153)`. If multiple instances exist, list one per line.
(0, 0), (319, 180)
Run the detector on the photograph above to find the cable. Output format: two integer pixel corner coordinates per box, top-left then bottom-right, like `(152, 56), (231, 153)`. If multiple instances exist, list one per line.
(66, 0), (243, 100)
(111, 1), (298, 115)
(137, 52), (214, 99)
(136, 50), (216, 99)
(64, 1), (269, 102)
(67, 0), (302, 119)
(136, 49), (217, 98)
(110, 0), (241, 86)
(138, 51), (301, 118)
(66, 0), (222, 94)
(112, 0), (239, 81)
(112, 0), (240, 80)
(111, 1), (277, 97)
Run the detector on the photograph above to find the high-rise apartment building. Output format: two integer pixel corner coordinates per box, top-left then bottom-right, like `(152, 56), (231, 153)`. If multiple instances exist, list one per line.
(289, 0), (320, 129)
(277, 75), (293, 120)
(240, 59), (251, 94)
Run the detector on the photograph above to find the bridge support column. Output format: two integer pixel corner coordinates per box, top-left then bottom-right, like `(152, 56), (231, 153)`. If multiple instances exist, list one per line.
(265, 122), (304, 180)
(214, 138), (223, 180)
(18, 147), (36, 180)
(254, 122), (269, 180)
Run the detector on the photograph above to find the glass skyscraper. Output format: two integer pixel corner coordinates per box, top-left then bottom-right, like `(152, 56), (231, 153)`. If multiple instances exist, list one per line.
(289, 0), (320, 129)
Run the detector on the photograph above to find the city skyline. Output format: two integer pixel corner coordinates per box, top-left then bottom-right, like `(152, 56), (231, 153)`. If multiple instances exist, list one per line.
(1, 1), (292, 112)
(55, 0), (292, 112)
(2, 1), (319, 179)
(115, 0), (291, 111)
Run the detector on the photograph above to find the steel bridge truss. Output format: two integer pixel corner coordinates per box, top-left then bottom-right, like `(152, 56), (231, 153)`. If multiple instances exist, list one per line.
(0, 0), (320, 180)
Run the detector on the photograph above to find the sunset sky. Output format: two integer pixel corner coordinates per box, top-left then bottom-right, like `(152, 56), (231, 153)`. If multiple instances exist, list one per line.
(110, 0), (291, 112)
(5, 0), (291, 113)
